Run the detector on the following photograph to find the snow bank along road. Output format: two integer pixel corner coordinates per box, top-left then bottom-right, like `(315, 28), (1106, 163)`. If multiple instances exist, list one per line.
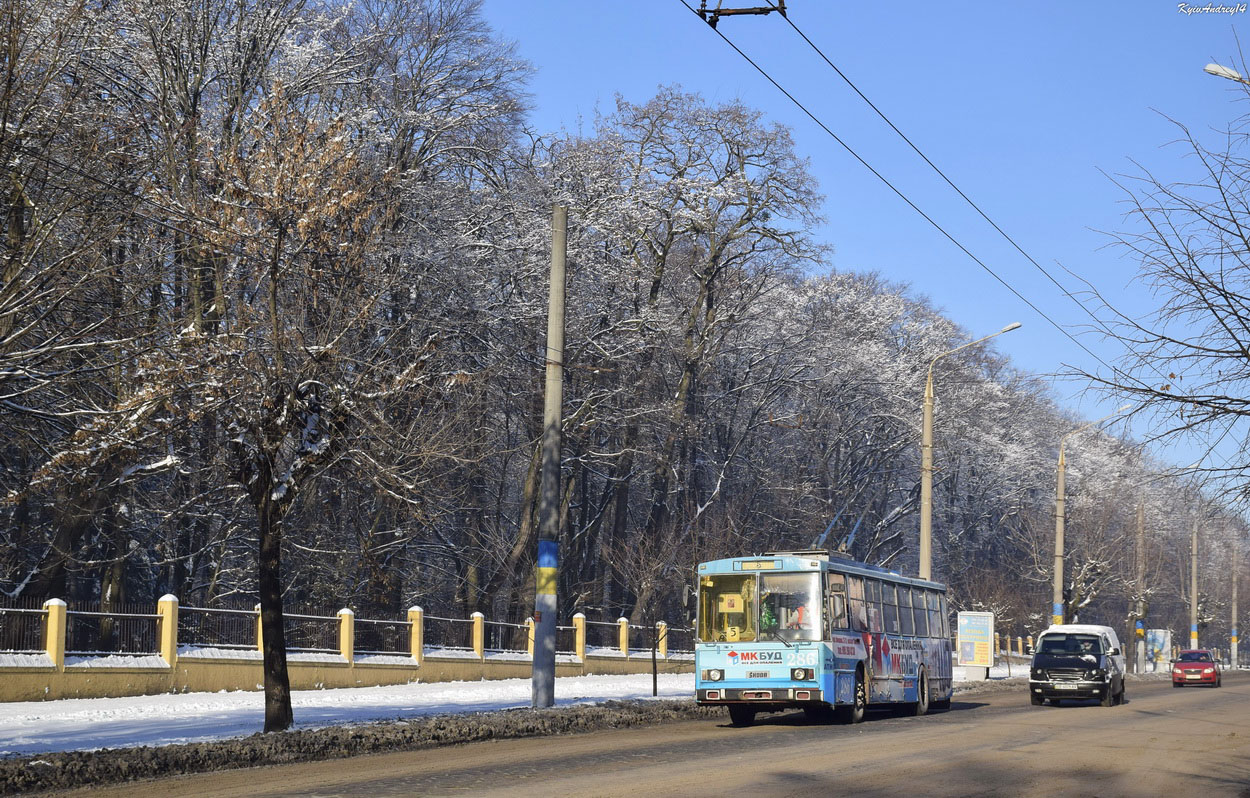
(0, 673), (694, 758)
(0, 665), (1008, 758)
(53, 672), (1250, 798)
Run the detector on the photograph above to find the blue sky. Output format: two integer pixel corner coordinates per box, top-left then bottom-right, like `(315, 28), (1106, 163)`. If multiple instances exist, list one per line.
(479, 0), (1248, 466)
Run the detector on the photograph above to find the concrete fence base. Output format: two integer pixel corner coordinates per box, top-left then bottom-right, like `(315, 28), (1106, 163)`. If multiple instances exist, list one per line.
(0, 598), (692, 702)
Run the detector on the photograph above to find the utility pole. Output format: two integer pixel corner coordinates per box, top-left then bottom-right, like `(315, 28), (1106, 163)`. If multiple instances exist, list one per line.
(532, 205), (566, 709)
(1050, 406), (1128, 626)
(1052, 442), (1068, 626)
(1232, 538), (1240, 668)
(1134, 501), (1146, 674)
(1190, 519), (1199, 650)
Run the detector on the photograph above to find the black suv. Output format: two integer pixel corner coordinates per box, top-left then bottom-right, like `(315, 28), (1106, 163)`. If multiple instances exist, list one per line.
(1028, 625), (1126, 707)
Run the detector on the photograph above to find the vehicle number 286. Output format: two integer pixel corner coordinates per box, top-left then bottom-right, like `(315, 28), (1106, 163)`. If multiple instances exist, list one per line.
(786, 651), (817, 667)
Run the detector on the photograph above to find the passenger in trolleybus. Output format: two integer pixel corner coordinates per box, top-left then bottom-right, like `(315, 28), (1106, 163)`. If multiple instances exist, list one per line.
(758, 573), (822, 642)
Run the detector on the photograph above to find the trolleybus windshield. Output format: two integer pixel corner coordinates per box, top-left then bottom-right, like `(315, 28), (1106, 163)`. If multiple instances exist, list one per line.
(696, 571), (822, 643)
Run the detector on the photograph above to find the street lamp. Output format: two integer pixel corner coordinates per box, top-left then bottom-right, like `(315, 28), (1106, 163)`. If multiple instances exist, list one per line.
(1050, 404), (1131, 626)
(919, 321), (1021, 580)
(1204, 62), (1250, 85)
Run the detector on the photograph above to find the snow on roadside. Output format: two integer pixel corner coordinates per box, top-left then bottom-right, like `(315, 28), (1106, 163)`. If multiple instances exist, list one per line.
(0, 673), (694, 758)
(0, 661), (1038, 758)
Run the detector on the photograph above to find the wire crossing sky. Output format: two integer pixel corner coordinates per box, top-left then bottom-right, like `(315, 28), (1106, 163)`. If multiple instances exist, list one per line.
(480, 1), (1249, 468)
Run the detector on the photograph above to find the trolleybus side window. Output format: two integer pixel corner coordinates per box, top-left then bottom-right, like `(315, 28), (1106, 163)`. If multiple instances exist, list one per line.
(826, 573), (848, 631)
(938, 593), (951, 638)
(897, 586), (915, 636)
(881, 582), (900, 634)
(865, 579), (883, 633)
(926, 591), (942, 638)
(911, 588), (929, 637)
(846, 576), (868, 631)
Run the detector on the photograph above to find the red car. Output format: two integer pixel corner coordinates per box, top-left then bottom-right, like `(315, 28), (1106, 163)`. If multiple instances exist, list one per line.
(1172, 649), (1221, 687)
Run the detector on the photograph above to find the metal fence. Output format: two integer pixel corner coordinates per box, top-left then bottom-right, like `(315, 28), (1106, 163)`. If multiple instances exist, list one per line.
(2, 598), (691, 662)
(283, 612), (339, 653)
(66, 604), (159, 656)
(584, 619), (622, 650)
(662, 625), (695, 653)
(556, 624), (576, 655)
(179, 606), (256, 650)
(423, 614), (475, 651)
(355, 617), (411, 655)
(0, 607), (46, 653)
(630, 623), (663, 652)
(483, 620), (529, 653)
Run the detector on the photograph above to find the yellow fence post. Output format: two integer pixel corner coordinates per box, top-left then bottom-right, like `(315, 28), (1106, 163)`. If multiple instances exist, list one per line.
(573, 613), (585, 661)
(157, 594), (179, 667)
(618, 617), (629, 658)
(43, 598), (66, 672)
(1016, 636), (1023, 656)
(338, 608), (354, 664)
(1027, 634), (1033, 654)
(526, 617), (535, 657)
(657, 621), (668, 659)
(472, 611), (485, 660)
(255, 603), (263, 652)
(994, 632), (1001, 655)
(408, 606), (424, 666)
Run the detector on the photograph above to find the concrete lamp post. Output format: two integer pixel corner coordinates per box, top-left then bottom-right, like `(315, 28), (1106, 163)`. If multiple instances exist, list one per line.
(919, 321), (1021, 581)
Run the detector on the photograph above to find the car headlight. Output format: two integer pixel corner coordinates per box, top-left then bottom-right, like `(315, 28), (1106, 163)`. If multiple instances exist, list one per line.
(1086, 669), (1105, 680)
(1203, 667), (1215, 674)
(702, 669), (724, 682)
(791, 667), (814, 681)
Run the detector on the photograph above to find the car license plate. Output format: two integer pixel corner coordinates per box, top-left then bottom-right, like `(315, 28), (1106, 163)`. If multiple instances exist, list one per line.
(1186, 674), (1200, 679)
(747, 671), (770, 679)
(1054, 683), (1078, 690)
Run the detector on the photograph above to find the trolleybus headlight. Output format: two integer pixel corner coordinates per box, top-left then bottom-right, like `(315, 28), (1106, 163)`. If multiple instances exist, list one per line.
(702, 669), (724, 682)
(791, 667), (814, 681)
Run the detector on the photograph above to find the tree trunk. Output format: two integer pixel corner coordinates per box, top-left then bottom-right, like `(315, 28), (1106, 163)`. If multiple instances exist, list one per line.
(258, 504), (293, 733)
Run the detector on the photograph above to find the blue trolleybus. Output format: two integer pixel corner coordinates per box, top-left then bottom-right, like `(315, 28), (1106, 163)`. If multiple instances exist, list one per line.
(694, 550), (953, 726)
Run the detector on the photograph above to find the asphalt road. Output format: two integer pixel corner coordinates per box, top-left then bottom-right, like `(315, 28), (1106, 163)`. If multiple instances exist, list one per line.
(63, 673), (1250, 798)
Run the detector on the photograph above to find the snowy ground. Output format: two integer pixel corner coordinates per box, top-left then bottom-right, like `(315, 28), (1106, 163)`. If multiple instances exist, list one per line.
(0, 666), (1017, 758)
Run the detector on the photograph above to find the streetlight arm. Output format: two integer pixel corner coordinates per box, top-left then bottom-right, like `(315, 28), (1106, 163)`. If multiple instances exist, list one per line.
(918, 321), (1020, 581)
(926, 322), (1022, 385)
(1058, 403), (1133, 454)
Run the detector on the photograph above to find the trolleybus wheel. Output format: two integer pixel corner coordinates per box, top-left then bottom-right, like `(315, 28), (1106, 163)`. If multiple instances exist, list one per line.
(837, 673), (867, 724)
(727, 704), (755, 727)
(912, 668), (930, 716)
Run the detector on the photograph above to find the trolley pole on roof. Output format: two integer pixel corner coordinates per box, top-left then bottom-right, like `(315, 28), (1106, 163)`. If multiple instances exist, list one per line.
(532, 205), (567, 709)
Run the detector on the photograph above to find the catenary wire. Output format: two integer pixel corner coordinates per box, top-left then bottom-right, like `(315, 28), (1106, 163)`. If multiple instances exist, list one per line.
(675, 0), (1128, 384)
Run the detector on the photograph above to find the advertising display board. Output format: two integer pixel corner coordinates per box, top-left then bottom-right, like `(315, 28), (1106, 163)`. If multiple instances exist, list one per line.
(1145, 629), (1172, 672)
(956, 611), (994, 668)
